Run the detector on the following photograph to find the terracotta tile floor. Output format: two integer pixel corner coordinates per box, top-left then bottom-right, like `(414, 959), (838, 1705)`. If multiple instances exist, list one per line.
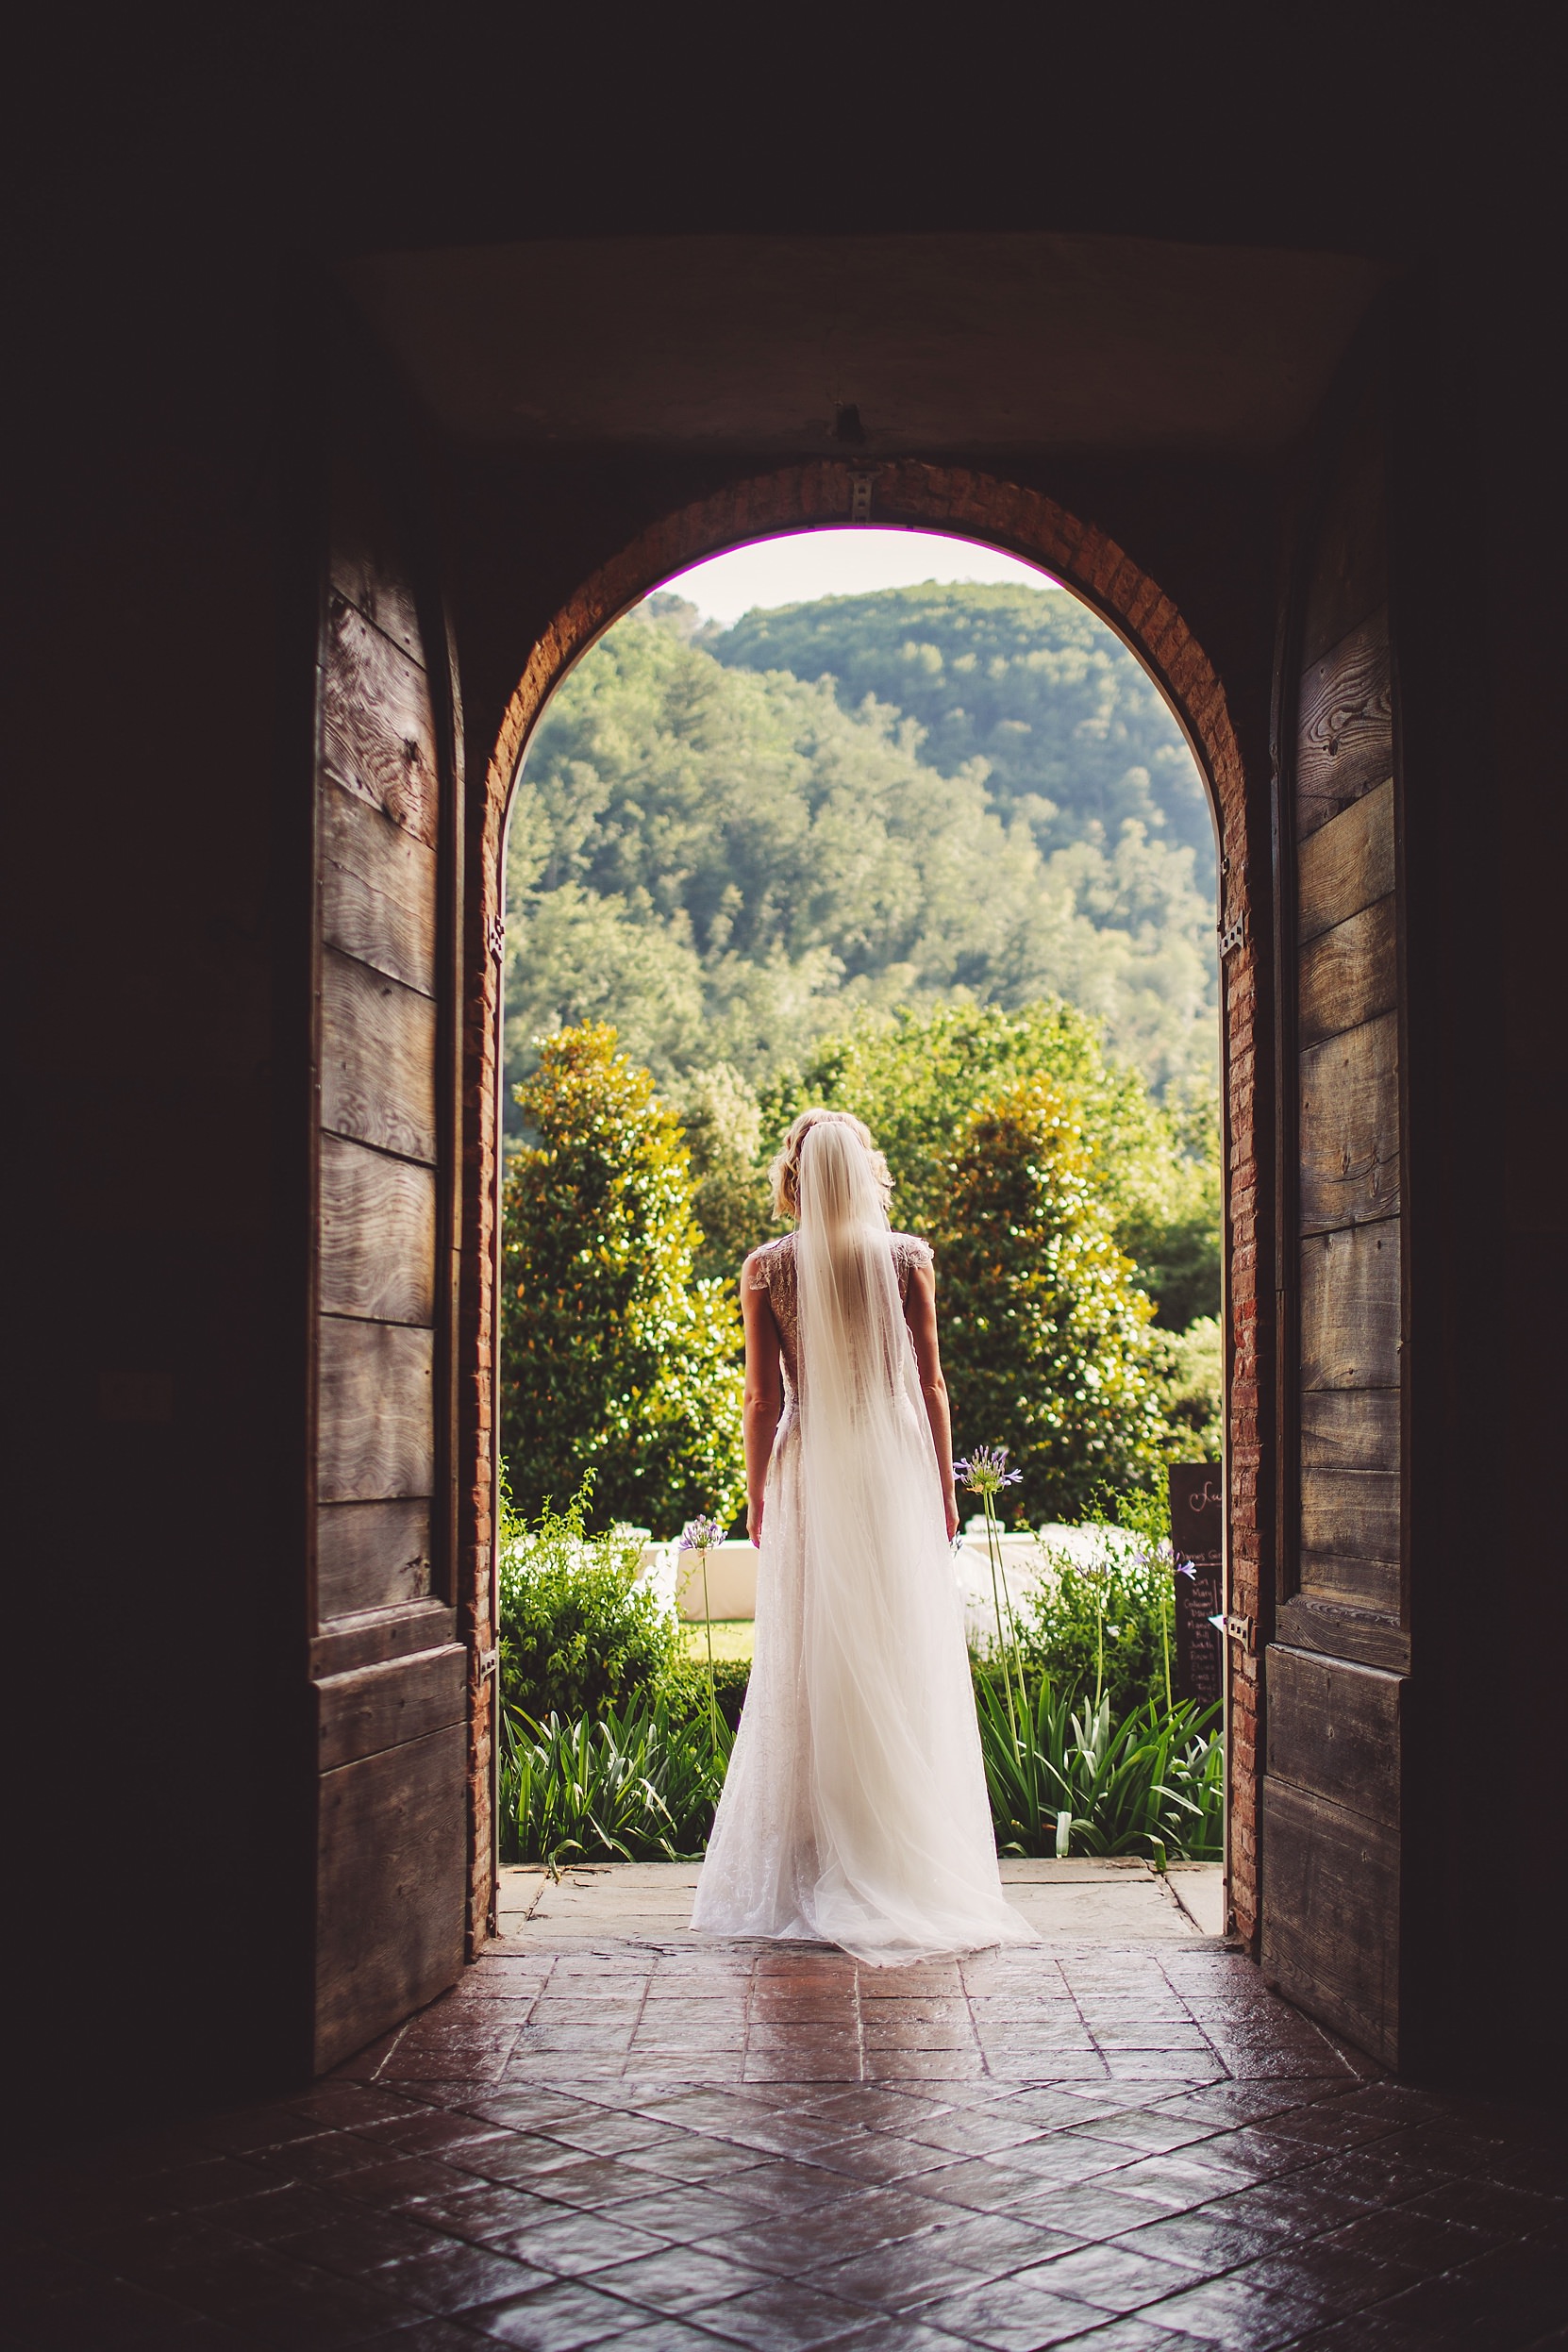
(4, 1937), (1565, 2350)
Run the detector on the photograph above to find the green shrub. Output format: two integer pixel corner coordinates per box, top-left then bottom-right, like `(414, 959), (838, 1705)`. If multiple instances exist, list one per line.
(1154, 1315), (1224, 1460)
(976, 1676), (1222, 1862)
(938, 1079), (1167, 1522)
(500, 1023), (745, 1532)
(497, 1476), (679, 1725)
(499, 1692), (730, 1866)
(662, 1653), (751, 1735)
(770, 1000), (1220, 1328)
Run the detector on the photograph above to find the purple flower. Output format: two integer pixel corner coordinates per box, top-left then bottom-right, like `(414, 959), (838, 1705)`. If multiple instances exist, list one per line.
(1176, 1561), (1197, 1579)
(678, 1516), (726, 1552)
(954, 1445), (1024, 1501)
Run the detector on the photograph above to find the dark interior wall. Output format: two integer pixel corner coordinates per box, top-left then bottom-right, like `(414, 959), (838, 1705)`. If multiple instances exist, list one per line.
(1400, 259), (1568, 2084)
(3, 258), (317, 2114)
(4, 22), (1561, 2118)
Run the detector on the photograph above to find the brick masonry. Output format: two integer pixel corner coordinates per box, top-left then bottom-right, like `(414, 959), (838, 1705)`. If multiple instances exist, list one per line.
(462, 462), (1265, 1951)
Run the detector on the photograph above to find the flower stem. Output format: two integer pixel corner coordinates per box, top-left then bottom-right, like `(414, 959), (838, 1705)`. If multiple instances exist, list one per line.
(699, 1551), (719, 1754)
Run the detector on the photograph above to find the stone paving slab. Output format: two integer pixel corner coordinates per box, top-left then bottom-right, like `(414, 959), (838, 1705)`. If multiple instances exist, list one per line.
(499, 1861), (1228, 1949)
(4, 1926), (1564, 2349)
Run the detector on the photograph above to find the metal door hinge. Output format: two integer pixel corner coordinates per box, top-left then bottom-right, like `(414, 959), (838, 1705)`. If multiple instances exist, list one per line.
(849, 471), (876, 523)
(1225, 1614), (1255, 1654)
(1218, 909), (1246, 957)
(487, 914), (506, 965)
(475, 1646), (498, 1682)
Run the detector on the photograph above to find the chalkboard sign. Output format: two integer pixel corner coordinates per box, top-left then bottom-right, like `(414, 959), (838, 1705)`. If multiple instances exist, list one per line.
(1169, 1465), (1224, 1707)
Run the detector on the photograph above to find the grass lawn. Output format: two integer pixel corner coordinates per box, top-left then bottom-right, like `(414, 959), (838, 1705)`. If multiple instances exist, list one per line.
(679, 1619), (755, 1663)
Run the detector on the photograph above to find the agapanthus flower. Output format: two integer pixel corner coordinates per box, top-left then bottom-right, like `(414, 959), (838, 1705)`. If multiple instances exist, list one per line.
(678, 1515), (727, 1552)
(952, 1445), (1023, 1500)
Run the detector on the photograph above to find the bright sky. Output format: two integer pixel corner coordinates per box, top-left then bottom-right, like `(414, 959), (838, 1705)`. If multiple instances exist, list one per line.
(658, 528), (1060, 627)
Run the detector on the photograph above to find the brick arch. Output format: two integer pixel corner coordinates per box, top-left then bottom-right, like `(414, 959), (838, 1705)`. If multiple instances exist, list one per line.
(462, 461), (1262, 1945)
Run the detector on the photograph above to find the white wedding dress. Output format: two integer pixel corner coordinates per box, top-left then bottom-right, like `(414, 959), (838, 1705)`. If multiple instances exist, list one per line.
(692, 1125), (1033, 1965)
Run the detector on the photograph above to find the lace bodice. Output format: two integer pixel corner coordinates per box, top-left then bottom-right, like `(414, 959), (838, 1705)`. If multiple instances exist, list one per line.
(743, 1229), (933, 1395)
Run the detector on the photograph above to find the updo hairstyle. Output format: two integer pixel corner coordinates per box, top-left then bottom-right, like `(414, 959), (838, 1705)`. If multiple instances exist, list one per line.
(768, 1108), (893, 1222)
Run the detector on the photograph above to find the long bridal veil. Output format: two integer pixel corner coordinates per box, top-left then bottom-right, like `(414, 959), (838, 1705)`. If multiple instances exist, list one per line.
(693, 1112), (1028, 1962)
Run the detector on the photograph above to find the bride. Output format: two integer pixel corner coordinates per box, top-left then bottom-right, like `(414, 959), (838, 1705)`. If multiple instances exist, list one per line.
(692, 1108), (1033, 1963)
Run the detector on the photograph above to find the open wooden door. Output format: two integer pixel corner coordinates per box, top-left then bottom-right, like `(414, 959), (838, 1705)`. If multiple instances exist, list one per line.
(1262, 342), (1407, 2065)
(305, 357), (473, 2075)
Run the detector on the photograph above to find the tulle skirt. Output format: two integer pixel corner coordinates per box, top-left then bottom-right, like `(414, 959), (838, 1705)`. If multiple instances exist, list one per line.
(691, 1408), (1034, 1964)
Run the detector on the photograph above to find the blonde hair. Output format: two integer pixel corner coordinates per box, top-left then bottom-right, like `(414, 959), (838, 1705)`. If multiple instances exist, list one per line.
(769, 1108), (892, 1222)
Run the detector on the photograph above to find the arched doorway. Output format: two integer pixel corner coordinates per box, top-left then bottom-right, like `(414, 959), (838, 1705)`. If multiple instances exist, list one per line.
(462, 461), (1263, 1957)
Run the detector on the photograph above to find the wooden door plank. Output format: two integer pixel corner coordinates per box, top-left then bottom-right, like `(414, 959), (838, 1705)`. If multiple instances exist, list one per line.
(1299, 1011), (1401, 1232)
(322, 596), (439, 850)
(316, 1644), (466, 1772)
(1265, 1645), (1401, 1828)
(1296, 610), (1393, 838)
(317, 1320), (434, 1503)
(320, 947), (438, 1165)
(1275, 1595), (1410, 1673)
(1300, 1220), (1401, 1390)
(1298, 1546), (1400, 1617)
(1261, 1777), (1399, 2065)
(1300, 430), (1388, 670)
(312, 1724), (466, 2073)
(1297, 778), (1395, 944)
(329, 453), (426, 663)
(1300, 1387), (1399, 1472)
(1299, 1456), (1401, 1614)
(1301, 1465), (1400, 1566)
(1298, 896), (1398, 1049)
(311, 1596), (455, 1677)
(320, 1133), (437, 1326)
(320, 777), (439, 998)
(317, 1498), (433, 1620)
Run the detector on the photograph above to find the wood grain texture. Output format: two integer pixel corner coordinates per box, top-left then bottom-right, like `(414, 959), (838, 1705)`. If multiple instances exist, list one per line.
(1266, 1644), (1401, 1828)
(1298, 777), (1395, 944)
(317, 1499), (434, 1621)
(1297, 610), (1393, 838)
(1299, 1012), (1400, 1232)
(311, 1596), (455, 1677)
(1300, 1386), (1399, 1473)
(322, 595), (439, 849)
(316, 1644), (466, 1772)
(1299, 1465), (1401, 1615)
(320, 1134), (436, 1326)
(312, 1724), (466, 2073)
(1300, 1220), (1401, 1390)
(329, 453), (425, 663)
(1261, 1776), (1399, 2066)
(1298, 896), (1397, 1050)
(320, 947), (438, 1165)
(320, 776), (438, 998)
(317, 1320), (434, 1503)
(1300, 436), (1388, 670)
(1274, 1594), (1410, 1674)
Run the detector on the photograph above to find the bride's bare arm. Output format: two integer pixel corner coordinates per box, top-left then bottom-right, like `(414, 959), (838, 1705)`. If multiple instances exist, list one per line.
(741, 1260), (784, 1545)
(904, 1259), (959, 1543)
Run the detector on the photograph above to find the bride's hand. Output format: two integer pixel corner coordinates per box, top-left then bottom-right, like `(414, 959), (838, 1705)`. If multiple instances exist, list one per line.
(747, 1495), (764, 1547)
(944, 1489), (959, 1543)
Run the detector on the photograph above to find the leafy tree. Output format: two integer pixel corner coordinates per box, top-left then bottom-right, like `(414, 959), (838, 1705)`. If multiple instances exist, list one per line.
(504, 591), (1218, 1127)
(937, 1077), (1167, 1522)
(714, 580), (1213, 877)
(771, 1001), (1219, 1327)
(500, 1025), (744, 1532)
(675, 1062), (779, 1287)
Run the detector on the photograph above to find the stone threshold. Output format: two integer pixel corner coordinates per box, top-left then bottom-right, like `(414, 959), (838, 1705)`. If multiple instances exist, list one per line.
(498, 1856), (1226, 1946)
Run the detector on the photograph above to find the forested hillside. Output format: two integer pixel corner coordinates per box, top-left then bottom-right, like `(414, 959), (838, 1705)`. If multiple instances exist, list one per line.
(712, 582), (1213, 877)
(504, 585), (1218, 1131)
